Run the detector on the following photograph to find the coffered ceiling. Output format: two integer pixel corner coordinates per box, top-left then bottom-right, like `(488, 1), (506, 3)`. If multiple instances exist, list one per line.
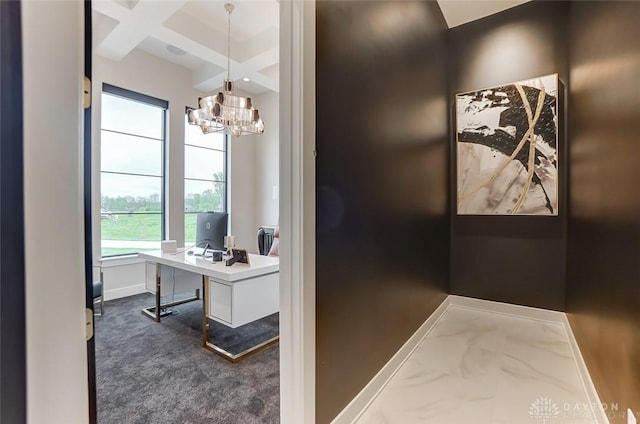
(93, 0), (279, 95)
(92, 0), (528, 95)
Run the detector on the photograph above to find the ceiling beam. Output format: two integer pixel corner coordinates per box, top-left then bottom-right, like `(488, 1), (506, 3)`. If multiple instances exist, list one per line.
(192, 45), (278, 92)
(95, 0), (188, 61)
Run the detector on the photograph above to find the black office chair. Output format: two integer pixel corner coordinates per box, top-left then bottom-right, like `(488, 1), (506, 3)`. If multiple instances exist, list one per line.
(257, 226), (275, 255)
(93, 268), (104, 316)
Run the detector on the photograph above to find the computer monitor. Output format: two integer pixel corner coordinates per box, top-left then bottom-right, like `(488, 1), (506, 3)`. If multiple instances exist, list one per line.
(195, 212), (228, 251)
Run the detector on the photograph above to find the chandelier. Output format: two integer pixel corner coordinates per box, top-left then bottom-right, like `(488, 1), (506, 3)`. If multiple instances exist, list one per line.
(187, 3), (264, 137)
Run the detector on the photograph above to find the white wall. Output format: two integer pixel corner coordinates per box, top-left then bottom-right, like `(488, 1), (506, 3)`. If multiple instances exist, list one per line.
(255, 91), (280, 227)
(22, 2), (89, 423)
(229, 91), (280, 254)
(229, 134), (258, 253)
(227, 91), (279, 254)
(101, 258), (146, 301)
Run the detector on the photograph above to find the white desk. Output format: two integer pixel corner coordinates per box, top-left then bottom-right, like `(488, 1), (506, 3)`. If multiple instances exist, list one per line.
(138, 250), (279, 361)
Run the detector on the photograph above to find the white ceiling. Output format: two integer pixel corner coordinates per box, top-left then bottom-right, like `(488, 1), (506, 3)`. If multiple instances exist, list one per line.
(437, 0), (530, 28)
(93, 0), (529, 95)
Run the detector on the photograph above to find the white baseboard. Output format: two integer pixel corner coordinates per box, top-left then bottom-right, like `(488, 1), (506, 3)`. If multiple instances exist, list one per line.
(448, 294), (566, 323)
(104, 284), (146, 301)
(331, 294), (608, 424)
(562, 314), (609, 424)
(330, 296), (451, 424)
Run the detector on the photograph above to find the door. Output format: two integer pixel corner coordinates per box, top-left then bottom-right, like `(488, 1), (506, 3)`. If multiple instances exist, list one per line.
(84, 1), (98, 423)
(0, 1), (27, 422)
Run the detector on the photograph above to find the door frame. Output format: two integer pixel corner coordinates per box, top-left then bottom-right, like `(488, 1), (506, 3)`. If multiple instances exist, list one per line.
(279, 1), (316, 423)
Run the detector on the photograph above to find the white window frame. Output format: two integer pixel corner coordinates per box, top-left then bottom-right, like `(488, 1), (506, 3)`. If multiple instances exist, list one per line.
(183, 111), (229, 244)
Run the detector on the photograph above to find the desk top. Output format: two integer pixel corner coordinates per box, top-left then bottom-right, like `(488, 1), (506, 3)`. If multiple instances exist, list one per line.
(138, 250), (279, 282)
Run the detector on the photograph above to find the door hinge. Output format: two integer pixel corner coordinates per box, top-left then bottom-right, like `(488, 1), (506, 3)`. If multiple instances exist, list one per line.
(83, 76), (91, 109)
(86, 308), (94, 341)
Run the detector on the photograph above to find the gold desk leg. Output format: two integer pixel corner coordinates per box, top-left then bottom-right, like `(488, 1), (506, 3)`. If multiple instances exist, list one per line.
(141, 263), (199, 321)
(154, 263), (161, 322)
(204, 334), (280, 363)
(202, 275), (209, 348)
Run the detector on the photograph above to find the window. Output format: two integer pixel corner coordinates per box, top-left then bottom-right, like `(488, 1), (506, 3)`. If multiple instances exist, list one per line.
(184, 112), (227, 243)
(100, 84), (168, 257)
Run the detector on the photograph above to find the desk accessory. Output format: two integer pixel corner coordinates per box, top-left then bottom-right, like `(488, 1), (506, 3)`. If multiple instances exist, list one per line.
(225, 248), (249, 266)
(161, 240), (177, 253)
(224, 235), (236, 253)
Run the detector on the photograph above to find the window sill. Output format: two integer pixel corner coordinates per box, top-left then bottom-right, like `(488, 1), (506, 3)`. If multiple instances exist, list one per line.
(99, 254), (144, 268)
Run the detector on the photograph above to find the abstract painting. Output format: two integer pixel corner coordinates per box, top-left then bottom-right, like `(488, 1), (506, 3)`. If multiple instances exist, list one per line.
(456, 74), (558, 215)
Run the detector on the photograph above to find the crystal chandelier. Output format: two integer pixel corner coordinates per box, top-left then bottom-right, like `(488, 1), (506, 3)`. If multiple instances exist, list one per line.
(187, 3), (264, 137)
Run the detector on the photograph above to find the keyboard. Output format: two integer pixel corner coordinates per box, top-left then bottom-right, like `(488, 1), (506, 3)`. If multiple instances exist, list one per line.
(189, 247), (225, 257)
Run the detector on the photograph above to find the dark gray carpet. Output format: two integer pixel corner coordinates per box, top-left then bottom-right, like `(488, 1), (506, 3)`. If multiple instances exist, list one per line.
(95, 293), (280, 424)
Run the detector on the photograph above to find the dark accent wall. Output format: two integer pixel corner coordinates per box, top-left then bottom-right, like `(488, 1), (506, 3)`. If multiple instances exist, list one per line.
(567, 1), (640, 419)
(449, 1), (570, 311)
(315, 2), (449, 422)
(0, 1), (27, 422)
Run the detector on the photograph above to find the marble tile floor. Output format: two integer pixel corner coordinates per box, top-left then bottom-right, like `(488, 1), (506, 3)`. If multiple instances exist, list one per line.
(356, 305), (598, 424)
